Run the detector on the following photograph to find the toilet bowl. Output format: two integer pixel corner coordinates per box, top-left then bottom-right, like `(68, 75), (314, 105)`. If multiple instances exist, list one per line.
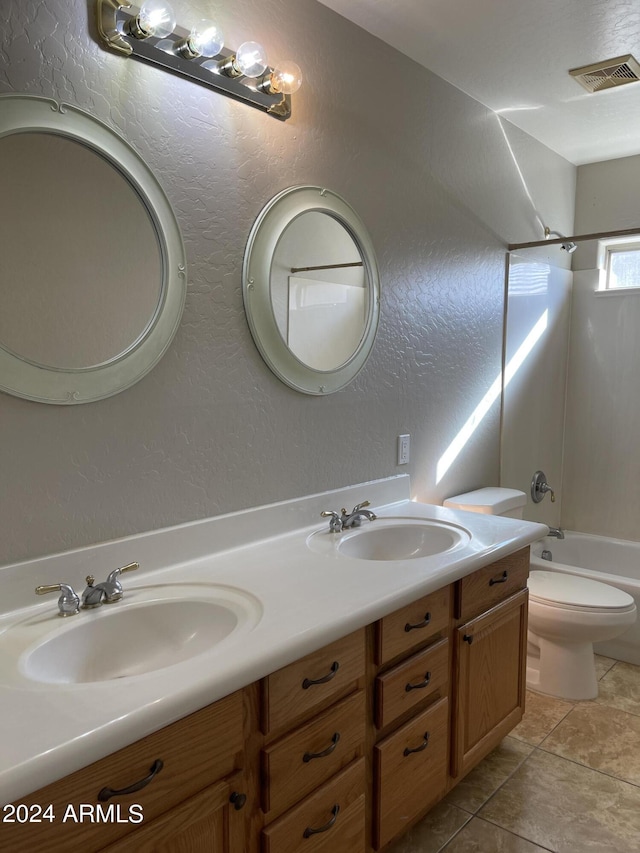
(444, 487), (638, 701)
(526, 570), (636, 700)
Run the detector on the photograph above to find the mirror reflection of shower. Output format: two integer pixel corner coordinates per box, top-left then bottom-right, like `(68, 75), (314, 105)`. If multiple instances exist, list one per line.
(544, 226), (577, 254)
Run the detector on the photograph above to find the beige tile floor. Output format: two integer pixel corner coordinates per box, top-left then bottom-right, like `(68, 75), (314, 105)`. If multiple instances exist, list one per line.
(388, 655), (640, 853)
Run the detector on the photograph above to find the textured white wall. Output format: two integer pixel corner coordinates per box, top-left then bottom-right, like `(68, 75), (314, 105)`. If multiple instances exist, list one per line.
(0, 0), (575, 565)
(561, 155), (640, 539)
(575, 154), (640, 236)
(572, 153), (640, 271)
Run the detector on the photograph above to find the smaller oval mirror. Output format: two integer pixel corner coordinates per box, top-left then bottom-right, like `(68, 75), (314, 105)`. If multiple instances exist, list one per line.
(243, 186), (380, 394)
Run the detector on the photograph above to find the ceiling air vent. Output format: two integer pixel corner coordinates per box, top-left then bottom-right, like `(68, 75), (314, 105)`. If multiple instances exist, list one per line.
(570, 54), (640, 93)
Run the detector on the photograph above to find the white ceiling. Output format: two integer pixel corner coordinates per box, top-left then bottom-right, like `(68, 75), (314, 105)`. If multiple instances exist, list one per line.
(318, 0), (640, 166)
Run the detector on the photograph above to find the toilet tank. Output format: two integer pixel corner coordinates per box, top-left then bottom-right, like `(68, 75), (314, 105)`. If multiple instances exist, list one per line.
(443, 487), (526, 519)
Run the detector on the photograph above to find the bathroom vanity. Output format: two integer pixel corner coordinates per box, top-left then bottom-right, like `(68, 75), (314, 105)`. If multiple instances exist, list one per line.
(0, 477), (543, 851)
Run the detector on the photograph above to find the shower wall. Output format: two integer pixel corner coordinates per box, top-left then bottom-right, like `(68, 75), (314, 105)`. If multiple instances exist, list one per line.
(560, 153), (640, 540)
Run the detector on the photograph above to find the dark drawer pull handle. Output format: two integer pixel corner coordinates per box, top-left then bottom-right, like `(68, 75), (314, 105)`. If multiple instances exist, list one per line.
(303, 804), (340, 838)
(97, 759), (164, 802)
(229, 791), (246, 811)
(302, 661), (339, 689)
(489, 570), (508, 586)
(405, 671), (432, 692)
(404, 612), (431, 632)
(303, 732), (340, 763)
(463, 634), (473, 644)
(404, 732), (430, 756)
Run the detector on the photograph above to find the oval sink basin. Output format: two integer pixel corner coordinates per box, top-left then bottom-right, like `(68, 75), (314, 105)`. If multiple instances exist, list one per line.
(307, 517), (471, 561)
(2, 583), (262, 686)
(339, 522), (464, 561)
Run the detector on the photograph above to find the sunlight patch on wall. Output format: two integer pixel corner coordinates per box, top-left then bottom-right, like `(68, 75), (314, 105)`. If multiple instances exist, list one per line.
(436, 309), (548, 484)
(495, 115), (546, 237)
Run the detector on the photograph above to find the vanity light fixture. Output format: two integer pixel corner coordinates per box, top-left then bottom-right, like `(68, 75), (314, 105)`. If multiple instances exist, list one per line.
(96, 1), (302, 120)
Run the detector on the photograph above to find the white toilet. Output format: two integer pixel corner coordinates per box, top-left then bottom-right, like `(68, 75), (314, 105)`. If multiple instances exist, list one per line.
(443, 487), (637, 701)
(526, 570), (636, 699)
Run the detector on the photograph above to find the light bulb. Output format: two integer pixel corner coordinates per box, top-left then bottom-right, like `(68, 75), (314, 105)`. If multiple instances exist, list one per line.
(270, 61), (302, 95)
(136, 0), (176, 39)
(235, 41), (268, 77)
(187, 19), (224, 58)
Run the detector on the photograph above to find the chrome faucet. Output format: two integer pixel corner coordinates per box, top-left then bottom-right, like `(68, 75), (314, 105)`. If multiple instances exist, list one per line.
(81, 561), (139, 608)
(35, 582), (80, 617)
(321, 501), (377, 532)
(341, 501), (377, 528)
(547, 527), (565, 540)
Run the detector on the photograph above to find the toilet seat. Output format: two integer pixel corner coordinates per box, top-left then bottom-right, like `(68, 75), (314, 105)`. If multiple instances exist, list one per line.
(529, 570), (635, 613)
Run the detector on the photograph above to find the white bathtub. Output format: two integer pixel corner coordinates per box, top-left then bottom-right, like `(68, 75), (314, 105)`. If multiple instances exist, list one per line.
(530, 531), (640, 665)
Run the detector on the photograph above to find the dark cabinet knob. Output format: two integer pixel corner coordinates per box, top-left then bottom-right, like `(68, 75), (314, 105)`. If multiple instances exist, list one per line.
(229, 792), (246, 811)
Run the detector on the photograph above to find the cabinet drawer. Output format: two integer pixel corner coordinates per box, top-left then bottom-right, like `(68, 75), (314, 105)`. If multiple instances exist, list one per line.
(262, 759), (366, 853)
(457, 548), (529, 623)
(375, 638), (449, 729)
(374, 697), (449, 850)
(262, 690), (365, 816)
(376, 586), (450, 666)
(262, 629), (365, 735)
(1, 691), (243, 853)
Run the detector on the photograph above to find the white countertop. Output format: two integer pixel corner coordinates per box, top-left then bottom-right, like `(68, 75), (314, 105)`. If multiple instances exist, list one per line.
(0, 476), (547, 804)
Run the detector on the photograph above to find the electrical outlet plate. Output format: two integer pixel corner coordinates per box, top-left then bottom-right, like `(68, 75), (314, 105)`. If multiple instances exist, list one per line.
(397, 434), (410, 465)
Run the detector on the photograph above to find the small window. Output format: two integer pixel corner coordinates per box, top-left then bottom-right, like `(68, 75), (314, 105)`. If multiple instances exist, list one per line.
(603, 240), (640, 290)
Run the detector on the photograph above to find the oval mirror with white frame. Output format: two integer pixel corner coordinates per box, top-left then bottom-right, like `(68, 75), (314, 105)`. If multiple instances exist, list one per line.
(0, 94), (186, 404)
(243, 186), (380, 394)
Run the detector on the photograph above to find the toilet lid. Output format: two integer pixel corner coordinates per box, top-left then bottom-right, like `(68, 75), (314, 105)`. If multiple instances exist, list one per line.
(444, 487), (525, 514)
(529, 570), (635, 611)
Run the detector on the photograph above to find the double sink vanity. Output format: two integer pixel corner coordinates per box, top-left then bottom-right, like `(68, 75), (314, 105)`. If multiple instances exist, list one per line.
(0, 75), (548, 853)
(0, 476), (546, 851)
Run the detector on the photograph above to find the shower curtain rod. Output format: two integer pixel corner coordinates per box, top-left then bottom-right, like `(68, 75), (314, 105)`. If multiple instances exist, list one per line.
(290, 261), (363, 273)
(508, 226), (640, 251)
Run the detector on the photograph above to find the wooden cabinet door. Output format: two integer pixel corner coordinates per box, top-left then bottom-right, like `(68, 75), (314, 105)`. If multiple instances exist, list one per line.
(101, 772), (247, 853)
(452, 589), (528, 779)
